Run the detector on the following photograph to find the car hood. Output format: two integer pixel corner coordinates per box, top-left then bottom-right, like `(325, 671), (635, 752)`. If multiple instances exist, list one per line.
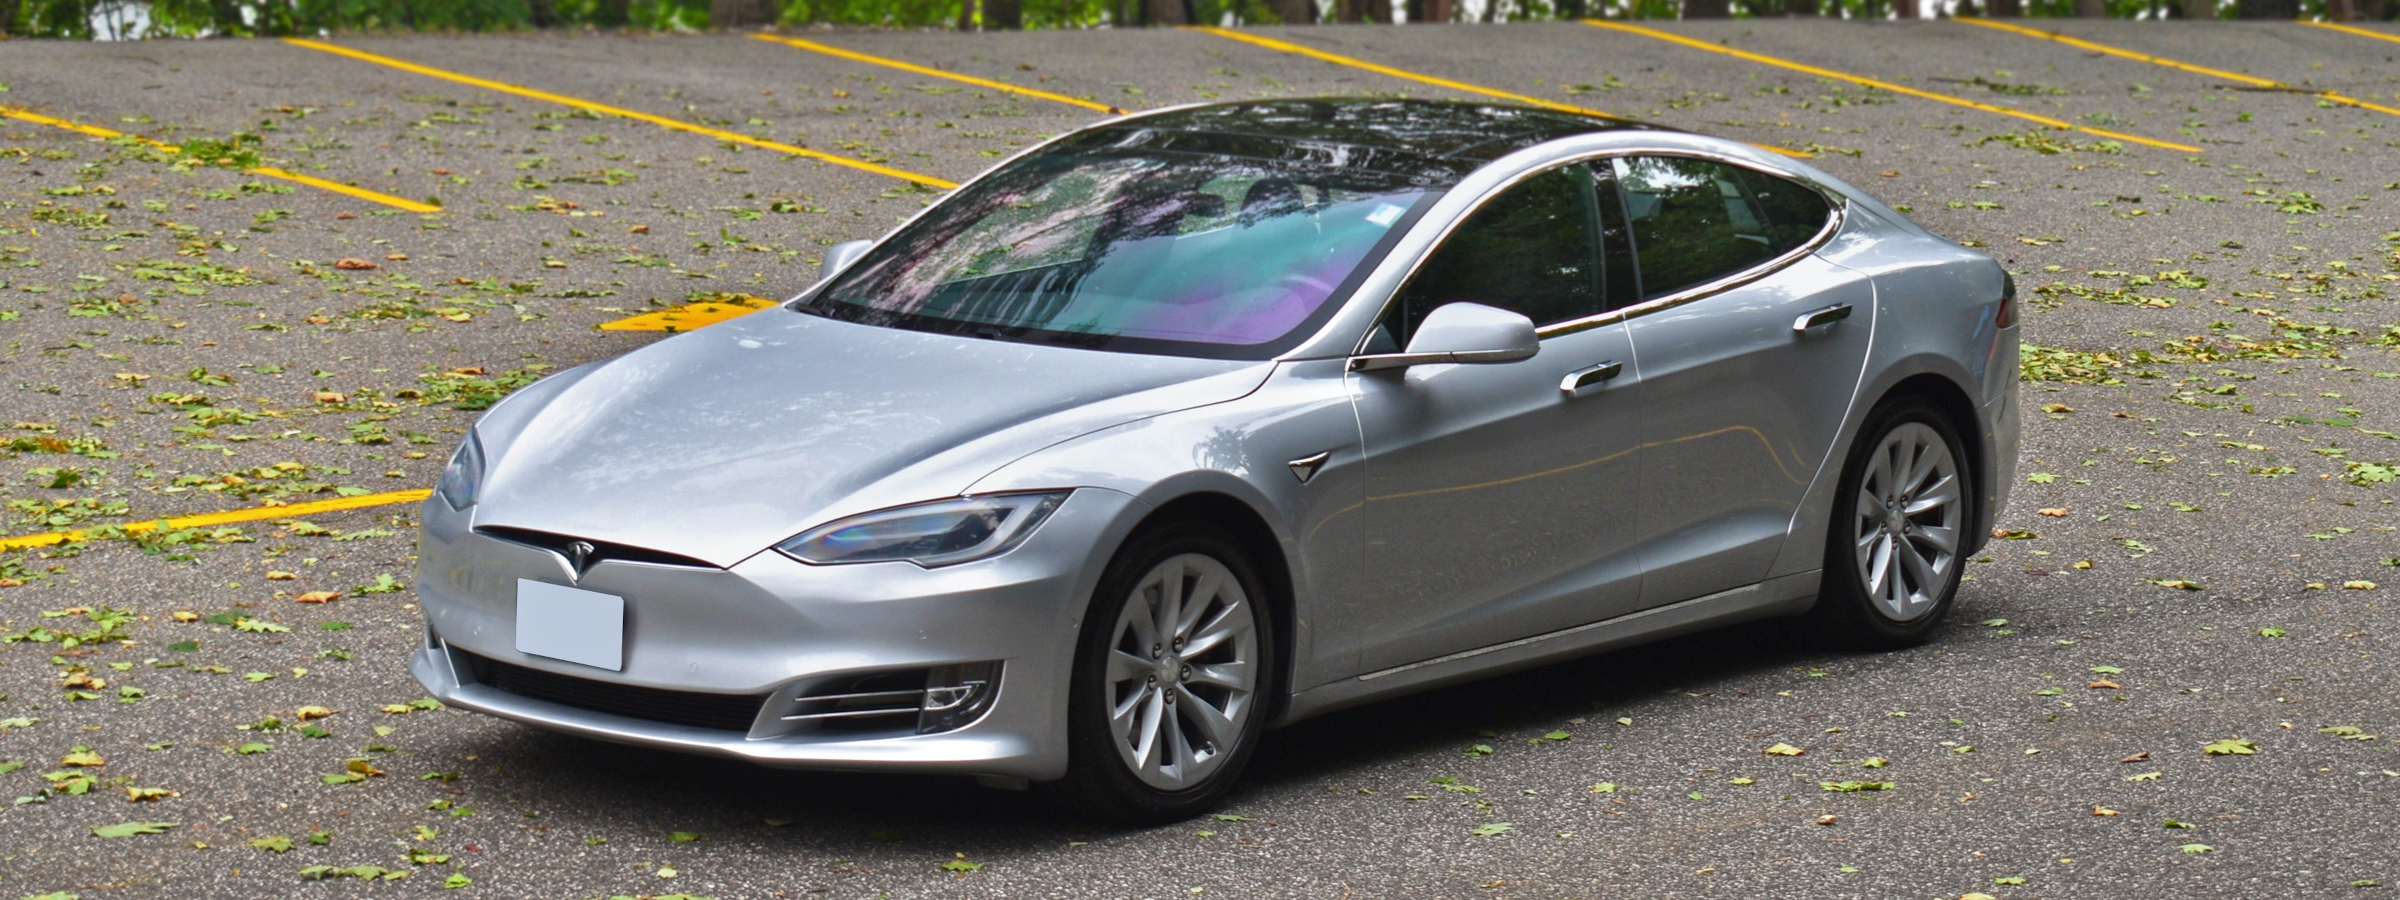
(471, 309), (1271, 567)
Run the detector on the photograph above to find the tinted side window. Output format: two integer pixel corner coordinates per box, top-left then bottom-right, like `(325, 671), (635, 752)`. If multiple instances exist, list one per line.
(1373, 166), (1599, 351)
(1614, 156), (1777, 301)
(1740, 169), (1835, 251)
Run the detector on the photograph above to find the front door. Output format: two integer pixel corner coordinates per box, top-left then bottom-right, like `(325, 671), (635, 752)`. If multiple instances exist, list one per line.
(1348, 163), (1649, 674)
(1608, 155), (1876, 607)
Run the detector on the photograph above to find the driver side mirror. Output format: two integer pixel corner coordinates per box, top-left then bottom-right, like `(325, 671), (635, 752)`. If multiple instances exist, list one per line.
(1350, 302), (1540, 372)
(820, 239), (873, 283)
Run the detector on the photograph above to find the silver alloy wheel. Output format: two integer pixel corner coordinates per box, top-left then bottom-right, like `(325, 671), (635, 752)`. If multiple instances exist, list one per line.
(1852, 421), (1963, 622)
(1104, 552), (1258, 791)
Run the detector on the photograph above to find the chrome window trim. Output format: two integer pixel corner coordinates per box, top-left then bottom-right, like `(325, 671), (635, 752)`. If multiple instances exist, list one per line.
(1348, 148), (1847, 355)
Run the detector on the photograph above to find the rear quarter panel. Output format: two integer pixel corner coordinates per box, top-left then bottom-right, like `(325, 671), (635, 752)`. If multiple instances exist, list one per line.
(1771, 204), (2014, 578)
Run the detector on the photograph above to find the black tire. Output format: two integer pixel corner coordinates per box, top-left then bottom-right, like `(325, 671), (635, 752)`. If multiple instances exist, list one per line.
(1040, 519), (1278, 825)
(1812, 395), (1975, 650)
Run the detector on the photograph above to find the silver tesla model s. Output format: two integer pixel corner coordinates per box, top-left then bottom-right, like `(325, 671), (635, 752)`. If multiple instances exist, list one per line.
(412, 99), (2017, 823)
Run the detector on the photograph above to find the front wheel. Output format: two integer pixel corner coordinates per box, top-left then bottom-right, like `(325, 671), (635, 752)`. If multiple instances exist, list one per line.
(1813, 396), (1974, 649)
(1042, 521), (1276, 824)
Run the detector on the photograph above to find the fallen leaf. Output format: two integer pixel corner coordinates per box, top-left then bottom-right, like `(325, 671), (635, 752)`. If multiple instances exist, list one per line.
(266, 571), (297, 581)
(294, 591), (340, 604)
(2344, 580), (2378, 590)
(2037, 508), (2069, 517)
(2204, 738), (2257, 756)
(333, 258), (378, 270)
(295, 705), (334, 721)
(2120, 752), (2150, 763)
(2089, 679), (2122, 690)
(2093, 805), (2119, 816)
(1763, 743), (1806, 756)
(384, 252), (409, 261)
(91, 821), (176, 838)
(61, 749), (104, 767)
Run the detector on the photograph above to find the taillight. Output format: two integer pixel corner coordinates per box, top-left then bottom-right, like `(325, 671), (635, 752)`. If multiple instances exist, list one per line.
(1994, 272), (2017, 329)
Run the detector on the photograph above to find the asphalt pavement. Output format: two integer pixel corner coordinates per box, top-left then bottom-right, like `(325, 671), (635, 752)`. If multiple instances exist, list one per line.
(1, 19), (2397, 899)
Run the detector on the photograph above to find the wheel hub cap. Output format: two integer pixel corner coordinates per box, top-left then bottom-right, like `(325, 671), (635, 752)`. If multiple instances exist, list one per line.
(1853, 422), (1963, 623)
(1103, 552), (1259, 791)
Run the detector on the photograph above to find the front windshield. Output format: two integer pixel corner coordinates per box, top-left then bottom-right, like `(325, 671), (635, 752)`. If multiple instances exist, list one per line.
(804, 140), (1438, 359)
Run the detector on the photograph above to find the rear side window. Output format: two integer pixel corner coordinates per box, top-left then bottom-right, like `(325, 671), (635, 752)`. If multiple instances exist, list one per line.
(1612, 156), (1786, 301)
(1740, 169), (1836, 250)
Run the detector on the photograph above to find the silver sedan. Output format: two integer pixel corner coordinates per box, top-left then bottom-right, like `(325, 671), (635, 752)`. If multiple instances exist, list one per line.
(412, 99), (2017, 823)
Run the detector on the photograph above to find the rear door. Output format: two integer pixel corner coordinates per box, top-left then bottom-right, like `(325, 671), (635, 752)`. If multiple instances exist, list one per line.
(1609, 155), (1875, 607)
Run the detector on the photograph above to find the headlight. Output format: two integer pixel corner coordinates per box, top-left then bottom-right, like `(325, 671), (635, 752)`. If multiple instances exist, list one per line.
(775, 491), (1069, 567)
(436, 432), (485, 511)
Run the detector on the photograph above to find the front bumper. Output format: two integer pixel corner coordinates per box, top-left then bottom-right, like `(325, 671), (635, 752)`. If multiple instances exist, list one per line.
(410, 487), (1144, 781)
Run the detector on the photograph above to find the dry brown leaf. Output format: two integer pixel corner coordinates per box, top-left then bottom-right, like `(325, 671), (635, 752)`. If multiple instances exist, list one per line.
(2089, 679), (2122, 690)
(2120, 751), (2149, 763)
(2037, 508), (2069, 517)
(333, 257), (378, 270)
(295, 705), (334, 721)
(295, 591), (340, 604)
(266, 571), (297, 581)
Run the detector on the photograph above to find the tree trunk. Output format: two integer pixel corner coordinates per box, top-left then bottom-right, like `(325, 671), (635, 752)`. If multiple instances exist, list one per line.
(528, 0), (559, 27)
(595, 0), (632, 27)
(1987, 0), (2021, 15)
(1146, 0), (1187, 23)
(2073, 0), (2105, 15)
(1684, 0), (1731, 16)
(1269, 0), (1317, 23)
(0, 0), (18, 36)
(211, 0), (244, 34)
(984, 0), (1022, 27)
(2180, 0), (2210, 16)
(1415, 0), (1452, 21)
(1786, 0), (1817, 15)
(1896, 0), (1919, 16)
(712, 0), (776, 27)
(2325, 0), (2356, 18)
(2234, 0), (2293, 15)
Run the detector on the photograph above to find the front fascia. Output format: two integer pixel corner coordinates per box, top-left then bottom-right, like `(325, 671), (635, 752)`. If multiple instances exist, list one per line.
(413, 485), (1150, 780)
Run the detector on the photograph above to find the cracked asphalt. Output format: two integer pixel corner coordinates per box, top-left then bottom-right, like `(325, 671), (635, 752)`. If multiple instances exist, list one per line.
(1, 19), (2397, 900)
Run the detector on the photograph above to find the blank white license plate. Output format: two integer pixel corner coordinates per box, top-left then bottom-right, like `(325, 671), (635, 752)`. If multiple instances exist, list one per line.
(515, 579), (625, 671)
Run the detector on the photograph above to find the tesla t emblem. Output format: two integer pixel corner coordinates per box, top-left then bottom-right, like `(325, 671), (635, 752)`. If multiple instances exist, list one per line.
(566, 540), (596, 581)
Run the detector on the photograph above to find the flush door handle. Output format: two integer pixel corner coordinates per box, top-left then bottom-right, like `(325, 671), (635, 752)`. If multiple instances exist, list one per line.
(1559, 360), (1624, 397)
(1793, 303), (1853, 333)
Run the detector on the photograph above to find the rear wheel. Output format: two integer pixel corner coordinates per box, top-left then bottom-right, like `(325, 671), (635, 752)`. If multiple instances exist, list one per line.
(1813, 396), (1973, 649)
(1043, 521), (1275, 824)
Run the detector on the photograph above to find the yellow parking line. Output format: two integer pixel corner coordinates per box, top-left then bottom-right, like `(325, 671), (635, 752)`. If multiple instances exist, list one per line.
(282, 38), (958, 190)
(1961, 18), (2400, 119)
(2, 105), (440, 212)
(1583, 19), (2205, 153)
(0, 489), (433, 553)
(1191, 26), (1808, 158)
(1191, 26), (1623, 118)
(2304, 19), (2400, 47)
(750, 34), (1125, 115)
(598, 294), (777, 332)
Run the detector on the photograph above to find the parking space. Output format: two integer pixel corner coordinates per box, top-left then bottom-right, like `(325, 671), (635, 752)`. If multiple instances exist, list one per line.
(2, 22), (2397, 899)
